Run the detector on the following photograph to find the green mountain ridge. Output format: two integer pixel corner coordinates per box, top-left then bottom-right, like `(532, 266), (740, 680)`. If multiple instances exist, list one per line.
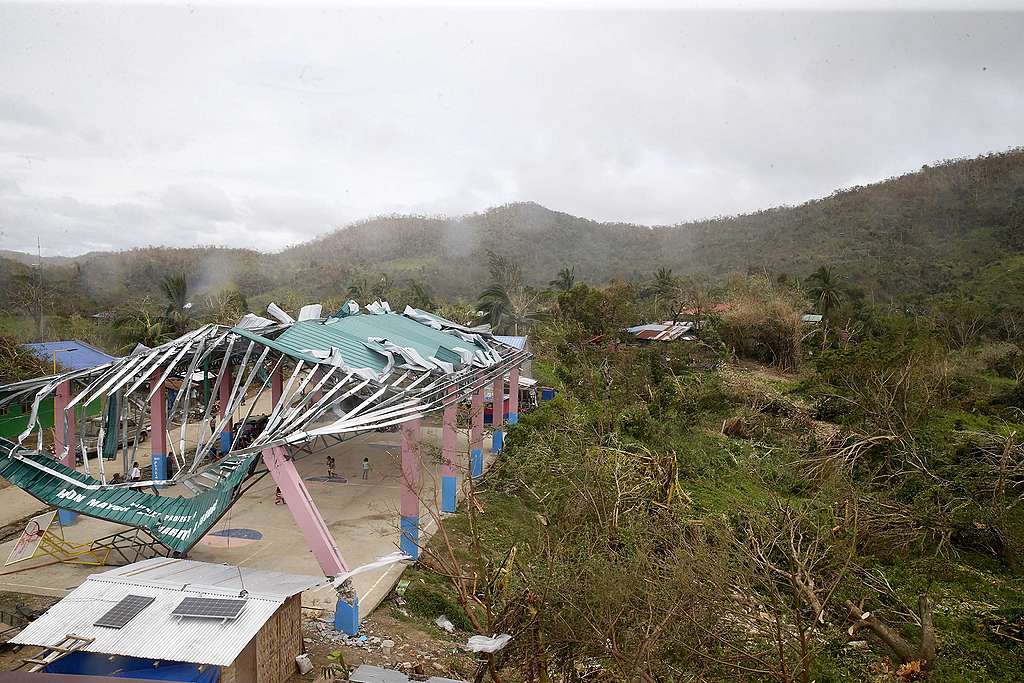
(3, 148), (1023, 310)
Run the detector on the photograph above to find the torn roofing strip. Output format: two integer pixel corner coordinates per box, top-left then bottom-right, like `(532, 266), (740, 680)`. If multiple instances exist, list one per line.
(230, 326), (321, 364)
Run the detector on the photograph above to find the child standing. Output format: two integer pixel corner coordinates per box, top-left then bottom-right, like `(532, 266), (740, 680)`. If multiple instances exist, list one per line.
(361, 457), (370, 480)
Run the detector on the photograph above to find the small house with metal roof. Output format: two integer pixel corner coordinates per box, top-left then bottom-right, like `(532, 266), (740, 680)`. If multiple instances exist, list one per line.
(10, 558), (323, 683)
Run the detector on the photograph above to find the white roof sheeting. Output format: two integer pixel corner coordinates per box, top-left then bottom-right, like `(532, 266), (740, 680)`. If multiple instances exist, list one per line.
(11, 560), (323, 666)
(493, 335), (528, 351)
(99, 557), (325, 600)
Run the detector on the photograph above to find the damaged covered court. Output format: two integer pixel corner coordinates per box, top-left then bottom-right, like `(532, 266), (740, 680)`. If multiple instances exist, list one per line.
(0, 302), (531, 632)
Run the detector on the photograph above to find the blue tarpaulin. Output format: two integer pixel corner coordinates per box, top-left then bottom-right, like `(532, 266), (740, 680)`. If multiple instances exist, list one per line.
(45, 652), (219, 682)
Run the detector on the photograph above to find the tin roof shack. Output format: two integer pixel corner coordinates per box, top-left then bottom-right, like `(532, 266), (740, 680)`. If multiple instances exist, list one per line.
(10, 558), (323, 683)
(625, 321), (695, 342)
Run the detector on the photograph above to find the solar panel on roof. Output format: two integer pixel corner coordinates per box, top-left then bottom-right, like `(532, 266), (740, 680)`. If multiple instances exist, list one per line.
(171, 596), (247, 621)
(94, 594), (155, 629)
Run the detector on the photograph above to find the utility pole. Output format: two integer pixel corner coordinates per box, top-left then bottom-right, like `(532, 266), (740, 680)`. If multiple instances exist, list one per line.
(34, 236), (44, 342)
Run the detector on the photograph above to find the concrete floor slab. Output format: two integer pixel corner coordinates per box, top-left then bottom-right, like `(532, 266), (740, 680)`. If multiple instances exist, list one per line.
(0, 418), (496, 625)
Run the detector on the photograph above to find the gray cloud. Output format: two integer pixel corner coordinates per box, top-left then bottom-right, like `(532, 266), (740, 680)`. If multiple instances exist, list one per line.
(0, 93), (61, 130)
(0, 6), (1022, 256)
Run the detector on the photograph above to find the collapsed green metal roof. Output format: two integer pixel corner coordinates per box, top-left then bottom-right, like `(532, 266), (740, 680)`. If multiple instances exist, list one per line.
(0, 438), (256, 553)
(243, 311), (490, 372)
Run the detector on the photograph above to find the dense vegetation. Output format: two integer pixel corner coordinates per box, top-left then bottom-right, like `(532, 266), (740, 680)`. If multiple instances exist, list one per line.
(400, 274), (1024, 682)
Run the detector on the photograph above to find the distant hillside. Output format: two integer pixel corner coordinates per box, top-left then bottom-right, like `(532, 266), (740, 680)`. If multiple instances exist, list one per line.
(3, 148), (1022, 310)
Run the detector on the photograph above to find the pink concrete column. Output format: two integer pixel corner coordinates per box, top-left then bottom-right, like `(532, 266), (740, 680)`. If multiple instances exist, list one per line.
(400, 418), (422, 558)
(310, 367), (324, 403)
(508, 366), (520, 425)
(218, 366), (233, 454)
(149, 379), (168, 483)
(271, 364), (284, 407)
(262, 446), (348, 575)
(54, 380), (78, 525)
(440, 389), (458, 513)
(470, 386), (484, 478)
(491, 374), (505, 453)
(53, 380), (76, 467)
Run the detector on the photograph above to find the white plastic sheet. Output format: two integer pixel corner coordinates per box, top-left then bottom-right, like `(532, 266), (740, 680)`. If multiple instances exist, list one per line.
(330, 551), (413, 588)
(465, 634), (512, 653)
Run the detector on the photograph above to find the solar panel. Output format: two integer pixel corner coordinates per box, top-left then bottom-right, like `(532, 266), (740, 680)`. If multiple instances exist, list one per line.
(171, 596), (247, 621)
(94, 594), (155, 629)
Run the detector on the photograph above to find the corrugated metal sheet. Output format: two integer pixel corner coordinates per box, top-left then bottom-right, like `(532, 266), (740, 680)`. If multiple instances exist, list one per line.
(23, 340), (118, 371)
(271, 312), (493, 371)
(0, 440), (257, 553)
(99, 558), (323, 599)
(493, 335), (528, 351)
(11, 574), (283, 666)
(627, 322), (694, 342)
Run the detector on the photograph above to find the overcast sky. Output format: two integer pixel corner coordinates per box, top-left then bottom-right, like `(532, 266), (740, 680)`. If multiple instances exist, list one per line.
(1, 3), (1022, 256)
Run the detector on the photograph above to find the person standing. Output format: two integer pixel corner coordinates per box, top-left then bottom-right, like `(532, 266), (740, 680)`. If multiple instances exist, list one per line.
(326, 455), (336, 479)
(129, 461), (142, 483)
(361, 457), (370, 480)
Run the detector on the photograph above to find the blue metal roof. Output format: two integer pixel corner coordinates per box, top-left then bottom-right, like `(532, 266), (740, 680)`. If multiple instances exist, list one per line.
(23, 340), (118, 371)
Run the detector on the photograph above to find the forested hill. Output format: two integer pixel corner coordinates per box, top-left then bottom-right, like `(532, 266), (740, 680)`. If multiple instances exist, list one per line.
(4, 148), (1023, 309)
(279, 147), (1024, 298)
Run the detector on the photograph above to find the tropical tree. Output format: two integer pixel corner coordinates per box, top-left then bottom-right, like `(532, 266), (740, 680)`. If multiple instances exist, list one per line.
(114, 301), (170, 351)
(160, 273), (193, 335)
(477, 252), (549, 335)
(549, 266), (576, 292)
(653, 268), (678, 297)
(346, 278), (369, 302)
(806, 266), (845, 317)
(204, 288), (248, 325)
(404, 280), (433, 310)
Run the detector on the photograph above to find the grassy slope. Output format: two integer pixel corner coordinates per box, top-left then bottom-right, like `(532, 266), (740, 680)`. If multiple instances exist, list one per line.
(394, 357), (1024, 681)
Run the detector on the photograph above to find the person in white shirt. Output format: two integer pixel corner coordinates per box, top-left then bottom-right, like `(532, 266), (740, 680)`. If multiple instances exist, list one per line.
(129, 462), (142, 482)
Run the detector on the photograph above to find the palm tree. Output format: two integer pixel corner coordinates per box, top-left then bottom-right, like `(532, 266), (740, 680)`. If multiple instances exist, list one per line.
(478, 252), (549, 334)
(404, 280), (433, 310)
(653, 267), (677, 297)
(114, 304), (169, 351)
(806, 266), (844, 317)
(371, 273), (391, 300)
(160, 274), (192, 335)
(347, 278), (369, 301)
(549, 266), (575, 292)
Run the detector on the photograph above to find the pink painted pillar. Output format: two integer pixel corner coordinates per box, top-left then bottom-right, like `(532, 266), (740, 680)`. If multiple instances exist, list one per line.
(400, 418), (422, 558)
(262, 446), (348, 575)
(218, 367), (233, 454)
(310, 367), (324, 403)
(440, 389), (458, 513)
(491, 374), (505, 453)
(54, 380), (78, 524)
(508, 366), (520, 425)
(53, 380), (76, 467)
(149, 380), (168, 483)
(470, 386), (484, 478)
(271, 364), (284, 407)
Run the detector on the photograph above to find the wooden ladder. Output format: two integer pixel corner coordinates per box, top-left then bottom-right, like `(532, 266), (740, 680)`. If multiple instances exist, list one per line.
(22, 633), (95, 672)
